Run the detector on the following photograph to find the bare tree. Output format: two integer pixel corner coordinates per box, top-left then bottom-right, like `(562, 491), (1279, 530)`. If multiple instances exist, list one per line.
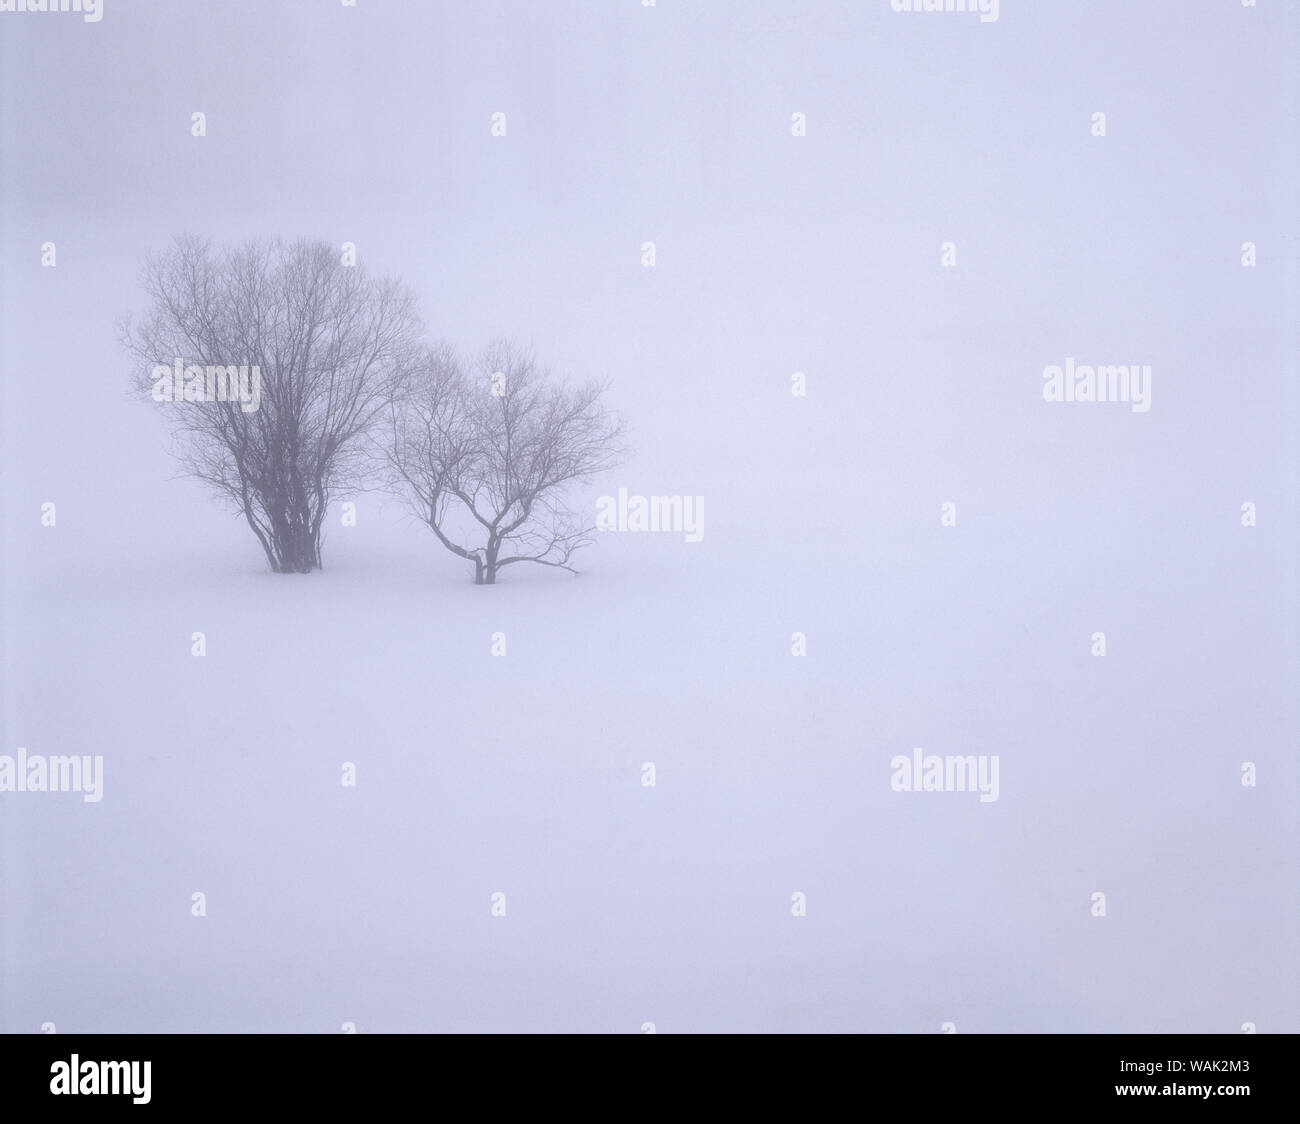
(384, 340), (627, 584)
(121, 236), (421, 572)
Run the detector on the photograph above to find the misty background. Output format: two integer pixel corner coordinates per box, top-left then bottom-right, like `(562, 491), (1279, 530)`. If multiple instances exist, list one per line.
(1, 0), (1296, 1031)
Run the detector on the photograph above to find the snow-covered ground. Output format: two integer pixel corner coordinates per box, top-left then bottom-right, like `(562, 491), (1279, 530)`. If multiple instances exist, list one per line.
(3, 479), (1294, 1032)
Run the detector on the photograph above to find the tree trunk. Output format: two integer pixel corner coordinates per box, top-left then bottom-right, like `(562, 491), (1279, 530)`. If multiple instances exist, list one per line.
(285, 529), (319, 572)
(266, 510), (321, 573)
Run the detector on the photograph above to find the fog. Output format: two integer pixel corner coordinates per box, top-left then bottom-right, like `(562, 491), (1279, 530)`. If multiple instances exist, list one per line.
(1, 0), (1295, 1032)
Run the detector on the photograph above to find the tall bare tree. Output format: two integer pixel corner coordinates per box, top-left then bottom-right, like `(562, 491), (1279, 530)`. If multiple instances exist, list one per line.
(122, 236), (421, 572)
(384, 341), (627, 584)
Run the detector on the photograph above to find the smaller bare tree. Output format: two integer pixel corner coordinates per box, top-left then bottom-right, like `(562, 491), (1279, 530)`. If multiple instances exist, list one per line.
(384, 341), (627, 584)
